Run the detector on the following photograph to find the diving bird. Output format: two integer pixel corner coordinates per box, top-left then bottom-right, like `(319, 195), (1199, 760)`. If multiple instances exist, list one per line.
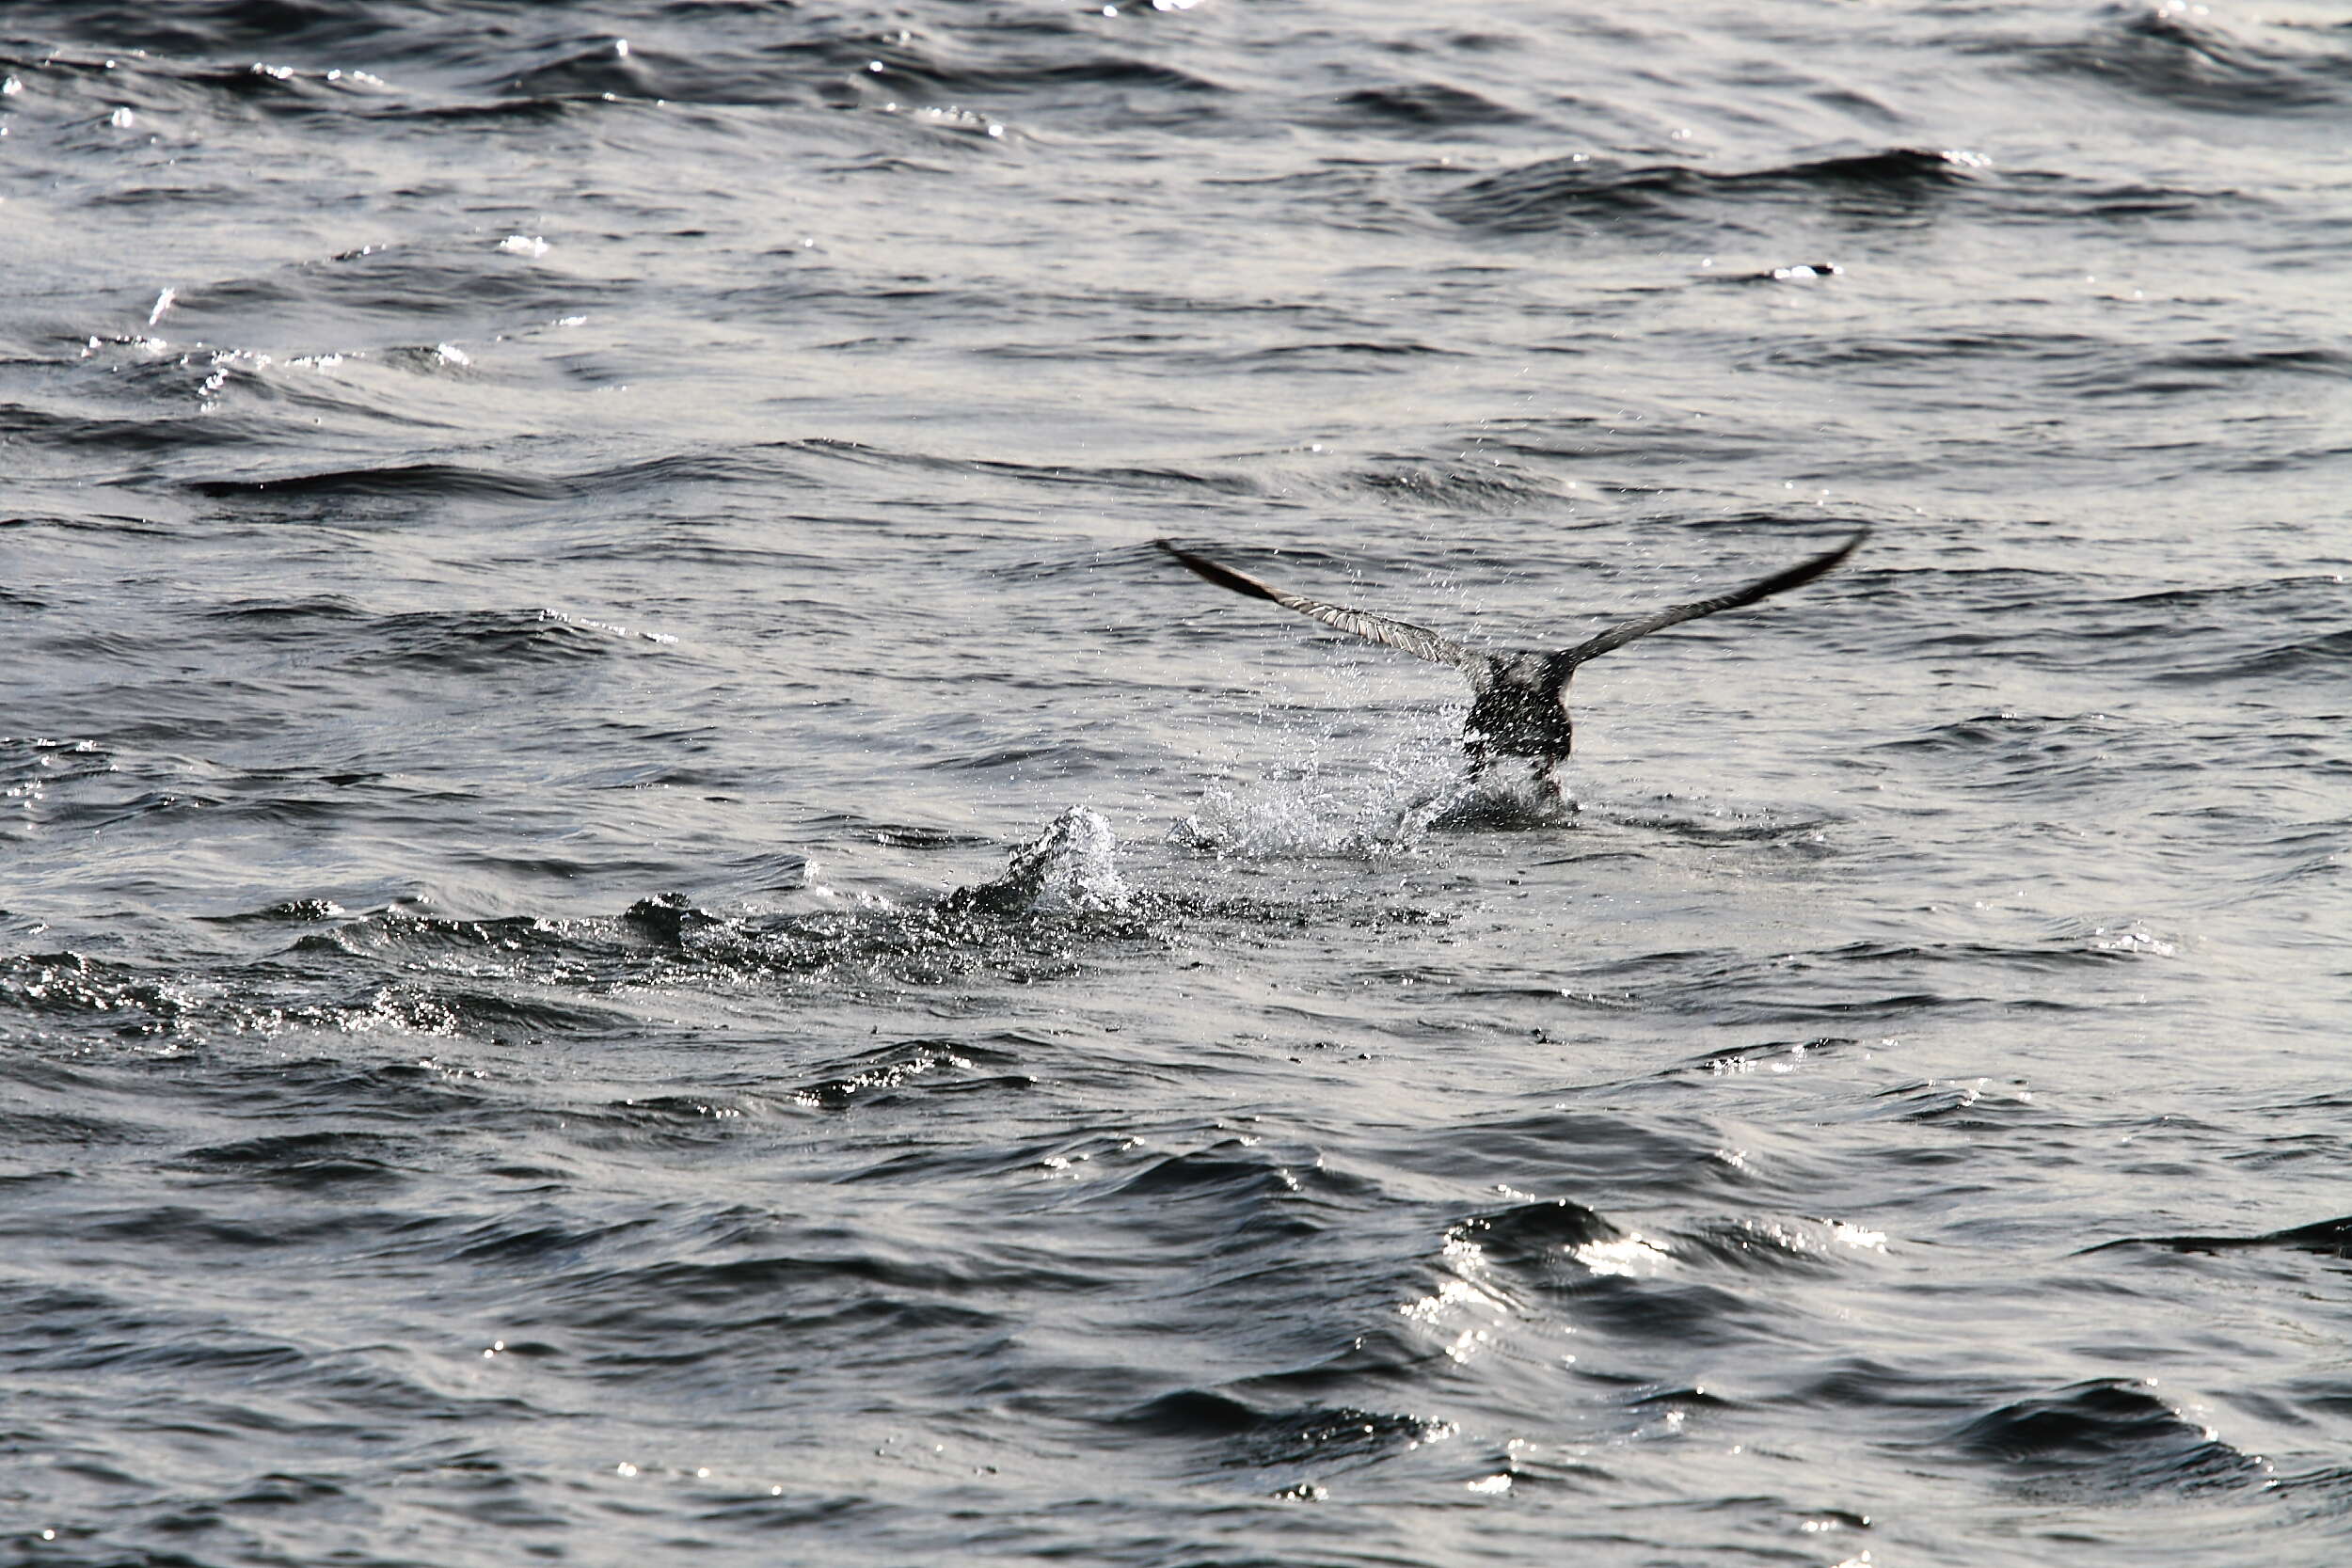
(1154, 529), (1867, 797)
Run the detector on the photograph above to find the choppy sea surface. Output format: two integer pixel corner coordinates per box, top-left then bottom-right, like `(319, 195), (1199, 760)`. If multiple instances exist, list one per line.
(5, 1), (2351, 1563)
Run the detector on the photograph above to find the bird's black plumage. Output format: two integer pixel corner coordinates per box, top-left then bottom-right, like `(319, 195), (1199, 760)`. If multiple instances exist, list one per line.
(1154, 530), (1867, 794)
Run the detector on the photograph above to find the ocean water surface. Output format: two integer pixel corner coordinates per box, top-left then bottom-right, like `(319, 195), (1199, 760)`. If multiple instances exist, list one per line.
(4, 1), (2351, 1563)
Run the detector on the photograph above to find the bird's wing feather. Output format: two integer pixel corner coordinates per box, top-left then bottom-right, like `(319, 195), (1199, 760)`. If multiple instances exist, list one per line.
(1154, 540), (1479, 671)
(1554, 527), (1868, 671)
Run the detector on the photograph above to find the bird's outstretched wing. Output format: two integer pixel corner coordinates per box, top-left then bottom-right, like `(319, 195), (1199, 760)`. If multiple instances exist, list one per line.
(1554, 528), (1868, 670)
(1154, 539), (1480, 672)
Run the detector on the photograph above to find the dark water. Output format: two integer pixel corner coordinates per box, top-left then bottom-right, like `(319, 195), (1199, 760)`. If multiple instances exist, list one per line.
(6, 1), (2352, 1562)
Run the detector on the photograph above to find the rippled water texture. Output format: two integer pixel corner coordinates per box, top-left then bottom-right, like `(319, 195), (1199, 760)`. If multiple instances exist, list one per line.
(4, 1), (2350, 1563)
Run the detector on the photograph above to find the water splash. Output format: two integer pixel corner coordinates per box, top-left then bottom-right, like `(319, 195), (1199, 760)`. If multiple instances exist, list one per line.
(951, 806), (1131, 915)
(1171, 740), (1572, 856)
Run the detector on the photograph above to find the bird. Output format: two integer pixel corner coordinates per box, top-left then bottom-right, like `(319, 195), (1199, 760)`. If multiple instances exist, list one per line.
(1153, 528), (1867, 800)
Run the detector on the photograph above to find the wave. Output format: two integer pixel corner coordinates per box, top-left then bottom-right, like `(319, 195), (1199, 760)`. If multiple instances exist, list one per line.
(2081, 1213), (2352, 1258)
(1342, 457), (1568, 514)
(1115, 1388), (1438, 1475)
(1937, 1378), (2265, 1497)
(3, 20), (1209, 132)
(346, 608), (657, 673)
(165, 240), (607, 329)
(786, 1037), (1037, 1114)
(2163, 627), (2352, 685)
(186, 462), (572, 501)
(1316, 81), (1529, 135)
(1439, 147), (1978, 234)
(2001, 5), (2349, 116)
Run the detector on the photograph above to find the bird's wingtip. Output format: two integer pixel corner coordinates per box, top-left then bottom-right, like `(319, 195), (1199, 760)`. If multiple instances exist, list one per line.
(1822, 525), (1871, 562)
